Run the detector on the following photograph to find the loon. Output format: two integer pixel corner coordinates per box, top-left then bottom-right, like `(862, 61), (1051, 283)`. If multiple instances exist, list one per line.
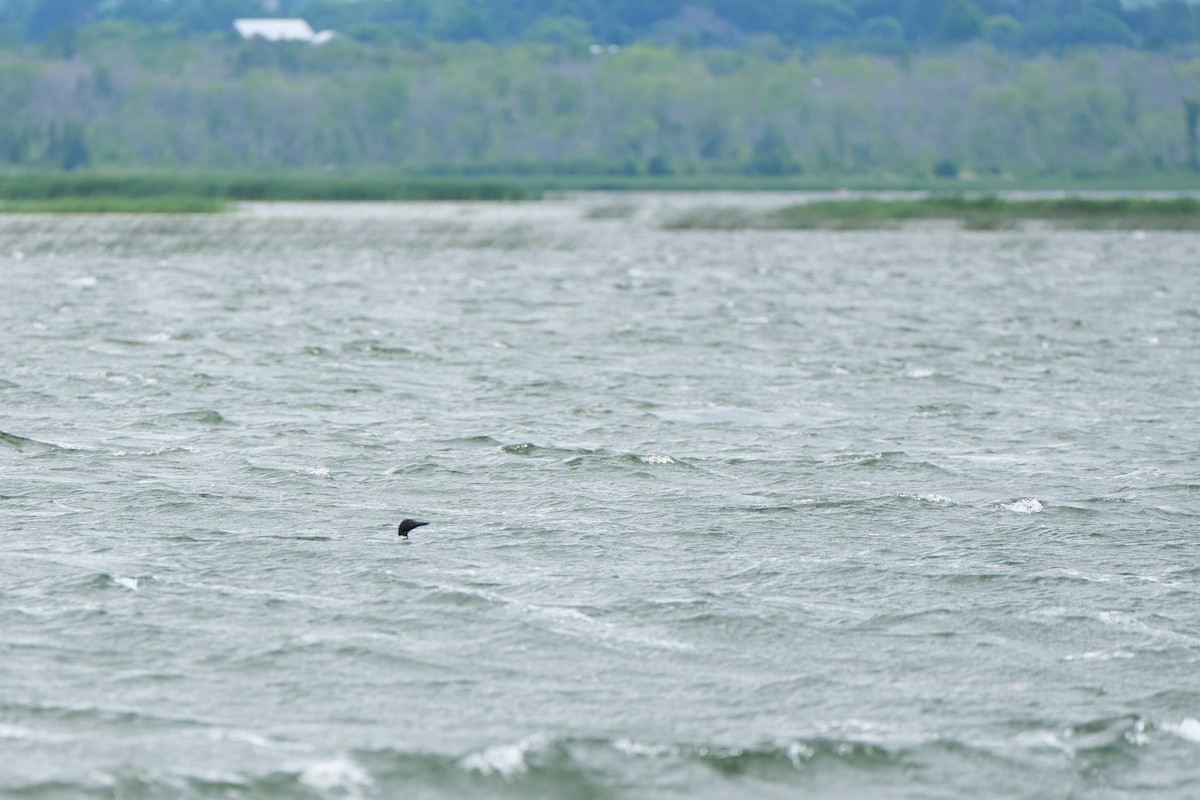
(397, 518), (430, 539)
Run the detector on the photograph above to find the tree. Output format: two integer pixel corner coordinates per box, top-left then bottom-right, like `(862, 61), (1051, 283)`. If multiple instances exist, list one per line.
(933, 158), (958, 178)
(60, 120), (90, 169)
(1067, 8), (1135, 46)
(522, 15), (590, 44)
(983, 15), (1021, 48)
(799, 0), (856, 41)
(861, 16), (904, 43)
(27, 0), (91, 41)
(435, 5), (490, 41)
(935, 0), (984, 44)
(646, 153), (673, 175)
(1185, 97), (1199, 172)
(747, 125), (801, 175)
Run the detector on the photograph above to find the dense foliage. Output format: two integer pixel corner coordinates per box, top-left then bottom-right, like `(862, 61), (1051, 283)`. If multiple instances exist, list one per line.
(3, 0), (1200, 50)
(1, 1), (1198, 180)
(0, 33), (1197, 179)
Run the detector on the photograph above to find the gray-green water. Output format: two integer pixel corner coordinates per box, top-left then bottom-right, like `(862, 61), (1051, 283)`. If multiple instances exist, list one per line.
(2, 198), (1199, 798)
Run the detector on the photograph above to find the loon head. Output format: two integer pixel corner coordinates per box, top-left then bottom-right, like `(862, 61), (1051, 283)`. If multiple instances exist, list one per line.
(398, 519), (430, 538)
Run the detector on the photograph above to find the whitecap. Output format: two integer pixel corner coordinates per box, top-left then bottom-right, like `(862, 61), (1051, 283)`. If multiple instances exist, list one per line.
(901, 493), (954, 505)
(0, 724), (33, 740)
(110, 446), (191, 457)
(1015, 729), (1073, 755)
(206, 727), (310, 753)
(638, 454), (677, 465)
(300, 466), (331, 477)
(1007, 498), (1043, 514)
(519, 601), (693, 652)
(786, 741), (816, 766)
(300, 756), (372, 794)
(459, 736), (543, 777)
(1164, 718), (1200, 744)
(1060, 650), (1134, 662)
(613, 739), (677, 758)
(115, 577), (138, 592)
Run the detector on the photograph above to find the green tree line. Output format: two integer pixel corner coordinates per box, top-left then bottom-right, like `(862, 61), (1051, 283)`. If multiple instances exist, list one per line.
(1, 32), (1198, 178)
(4, 0), (1200, 51)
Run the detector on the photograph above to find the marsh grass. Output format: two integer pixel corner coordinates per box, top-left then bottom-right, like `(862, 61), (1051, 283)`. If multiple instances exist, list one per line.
(663, 196), (1200, 231)
(0, 173), (535, 203)
(660, 207), (758, 230)
(0, 196), (231, 213)
(584, 202), (642, 220)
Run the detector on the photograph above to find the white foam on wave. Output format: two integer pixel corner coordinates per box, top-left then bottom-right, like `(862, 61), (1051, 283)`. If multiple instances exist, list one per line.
(613, 738), (678, 758)
(110, 446), (191, 457)
(300, 465), (331, 477)
(1015, 729), (1074, 755)
(115, 577), (138, 592)
(300, 755), (372, 794)
(0, 724), (68, 743)
(0, 724), (33, 740)
(460, 736), (544, 777)
(1060, 650), (1134, 662)
(902, 492), (954, 505)
(1007, 498), (1043, 514)
(207, 727), (310, 752)
(638, 454), (677, 465)
(519, 601), (694, 653)
(786, 741), (816, 766)
(1164, 718), (1200, 744)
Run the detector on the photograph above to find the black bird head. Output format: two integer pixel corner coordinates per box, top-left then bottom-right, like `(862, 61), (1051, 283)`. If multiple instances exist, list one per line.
(398, 518), (430, 538)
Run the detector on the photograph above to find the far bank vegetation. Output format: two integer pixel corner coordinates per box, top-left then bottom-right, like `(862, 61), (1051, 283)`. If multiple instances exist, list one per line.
(662, 196), (1200, 230)
(1, 36), (1199, 182)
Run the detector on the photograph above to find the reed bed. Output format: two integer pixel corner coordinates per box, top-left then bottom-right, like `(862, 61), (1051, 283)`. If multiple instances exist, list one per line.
(663, 196), (1200, 230)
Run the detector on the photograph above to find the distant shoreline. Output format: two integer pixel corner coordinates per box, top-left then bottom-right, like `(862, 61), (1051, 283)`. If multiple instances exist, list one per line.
(661, 195), (1200, 230)
(2, 173), (1200, 223)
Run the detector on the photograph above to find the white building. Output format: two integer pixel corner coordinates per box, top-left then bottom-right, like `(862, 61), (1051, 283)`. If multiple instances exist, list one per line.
(233, 19), (335, 45)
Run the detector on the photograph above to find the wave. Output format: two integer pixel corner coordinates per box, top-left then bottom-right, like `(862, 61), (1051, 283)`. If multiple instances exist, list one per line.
(499, 441), (692, 472)
(158, 409), (229, 425)
(1003, 497), (1044, 514)
(1, 718), (1179, 800)
(108, 445), (193, 457)
(0, 430), (74, 453)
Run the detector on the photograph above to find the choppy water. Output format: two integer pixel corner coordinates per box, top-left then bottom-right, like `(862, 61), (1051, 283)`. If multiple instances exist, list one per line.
(2, 197), (1199, 799)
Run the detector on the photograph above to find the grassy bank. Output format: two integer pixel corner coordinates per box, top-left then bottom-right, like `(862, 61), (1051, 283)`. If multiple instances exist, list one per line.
(0, 196), (231, 213)
(4, 170), (1200, 203)
(0, 173), (537, 204)
(663, 196), (1200, 231)
(526, 173), (1200, 194)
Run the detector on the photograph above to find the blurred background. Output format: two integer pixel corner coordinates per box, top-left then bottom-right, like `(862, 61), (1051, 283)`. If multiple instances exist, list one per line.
(1, 0), (1199, 185)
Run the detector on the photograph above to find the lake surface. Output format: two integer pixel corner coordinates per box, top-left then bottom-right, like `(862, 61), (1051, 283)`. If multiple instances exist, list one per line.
(2, 196), (1199, 798)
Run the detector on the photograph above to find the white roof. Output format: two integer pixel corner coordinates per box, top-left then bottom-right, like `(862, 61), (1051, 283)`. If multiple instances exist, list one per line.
(234, 18), (317, 42)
